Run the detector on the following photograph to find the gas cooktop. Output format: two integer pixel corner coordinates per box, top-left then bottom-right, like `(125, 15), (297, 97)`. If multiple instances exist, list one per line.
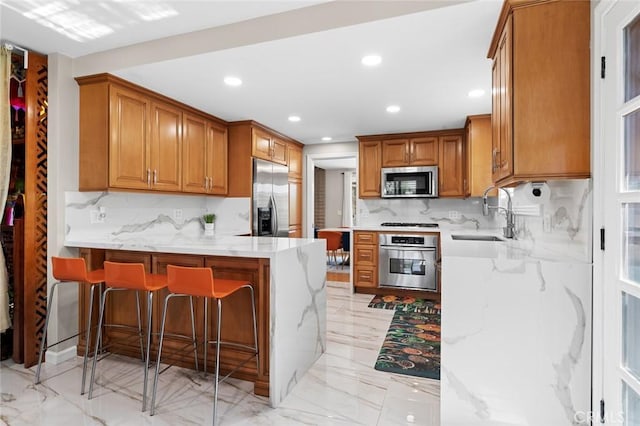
(380, 222), (439, 228)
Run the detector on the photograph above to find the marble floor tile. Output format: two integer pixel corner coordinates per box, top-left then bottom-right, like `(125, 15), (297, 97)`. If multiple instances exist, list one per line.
(0, 282), (440, 425)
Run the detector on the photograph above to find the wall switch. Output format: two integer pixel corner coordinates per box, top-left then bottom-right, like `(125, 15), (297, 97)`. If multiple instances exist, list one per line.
(448, 210), (460, 220)
(173, 209), (183, 224)
(337, 209), (342, 216)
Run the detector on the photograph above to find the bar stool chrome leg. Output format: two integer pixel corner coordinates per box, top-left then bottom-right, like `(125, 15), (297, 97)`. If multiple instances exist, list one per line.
(88, 286), (110, 399)
(204, 297), (208, 375)
(142, 291), (153, 412)
(135, 291), (145, 361)
(248, 286), (259, 372)
(35, 280), (61, 384)
(213, 298), (222, 425)
(88, 287), (146, 401)
(150, 293), (201, 415)
(189, 296), (199, 371)
(81, 282), (101, 395)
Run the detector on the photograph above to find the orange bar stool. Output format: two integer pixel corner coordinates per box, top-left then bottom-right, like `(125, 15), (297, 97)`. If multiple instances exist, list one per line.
(150, 265), (259, 425)
(88, 261), (167, 412)
(35, 256), (104, 395)
(318, 230), (343, 267)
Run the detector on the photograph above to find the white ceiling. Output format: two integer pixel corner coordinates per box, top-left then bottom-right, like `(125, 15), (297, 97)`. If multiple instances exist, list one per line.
(0, 0), (501, 145)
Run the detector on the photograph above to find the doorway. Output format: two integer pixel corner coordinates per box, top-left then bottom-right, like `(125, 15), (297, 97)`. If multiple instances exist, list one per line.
(304, 151), (357, 285)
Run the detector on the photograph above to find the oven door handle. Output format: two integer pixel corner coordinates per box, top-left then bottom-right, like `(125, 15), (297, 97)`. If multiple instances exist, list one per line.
(379, 245), (436, 251)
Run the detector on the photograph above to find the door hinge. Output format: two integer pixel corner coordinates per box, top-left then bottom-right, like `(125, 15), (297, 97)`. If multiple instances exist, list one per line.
(600, 398), (605, 423)
(601, 56), (606, 79)
(600, 228), (605, 251)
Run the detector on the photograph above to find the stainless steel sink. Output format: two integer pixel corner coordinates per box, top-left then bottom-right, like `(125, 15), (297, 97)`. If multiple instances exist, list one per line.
(451, 234), (505, 242)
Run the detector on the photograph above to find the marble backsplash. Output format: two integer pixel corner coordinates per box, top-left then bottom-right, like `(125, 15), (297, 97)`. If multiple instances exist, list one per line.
(65, 191), (251, 241)
(356, 178), (592, 262)
(356, 197), (498, 230)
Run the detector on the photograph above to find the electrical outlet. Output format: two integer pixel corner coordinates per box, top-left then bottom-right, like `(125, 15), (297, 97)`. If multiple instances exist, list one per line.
(448, 210), (460, 220)
(90, 209), (104, 224)
(173, 209), (183, 223)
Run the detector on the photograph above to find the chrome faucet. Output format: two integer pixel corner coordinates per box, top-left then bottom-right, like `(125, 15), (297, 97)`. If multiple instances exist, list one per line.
(482, 185), (515, 239)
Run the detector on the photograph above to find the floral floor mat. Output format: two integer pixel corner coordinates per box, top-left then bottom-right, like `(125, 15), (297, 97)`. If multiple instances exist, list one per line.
(368, 295), (440, 314)
(374, 310), (441, 380)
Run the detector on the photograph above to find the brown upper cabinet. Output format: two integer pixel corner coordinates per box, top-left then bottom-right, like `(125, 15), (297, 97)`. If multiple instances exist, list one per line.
(357, 139), (382, 198)
(182, 112), (228, 195)
(227, 120), (302, 198)
(438, 133), (465, 198)
(287, 142), (303, 238)
(287, 143), (303, 180)
(465, 114), (493, 197)
(381, 137), (438, 167)
(253, 127), (287, 166)
(358, 130), (466, 198)
(487, 0), (590, 186)
(76, 73), (228, 194)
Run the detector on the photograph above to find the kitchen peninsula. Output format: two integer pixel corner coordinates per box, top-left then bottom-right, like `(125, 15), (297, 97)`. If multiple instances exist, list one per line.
(65, 231), (326, 408)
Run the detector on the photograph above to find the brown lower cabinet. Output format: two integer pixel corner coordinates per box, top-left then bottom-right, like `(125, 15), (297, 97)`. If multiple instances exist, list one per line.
(77, 249), (270, 397)
(353, 231), (441, 302)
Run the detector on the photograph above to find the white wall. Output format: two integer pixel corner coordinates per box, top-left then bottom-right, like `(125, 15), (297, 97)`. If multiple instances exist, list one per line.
(324, 169), (354, 228)
(46, 53), (81, 358)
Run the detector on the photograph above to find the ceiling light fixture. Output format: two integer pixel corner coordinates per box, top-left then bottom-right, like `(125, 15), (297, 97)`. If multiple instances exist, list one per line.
(288, 115), (301, 122)
(361, 54), (382, 67)
(224, 76), (242, 87)
(321, 136), (332, 142)
(386, 105), (400, 113)
(468, 89), (485, 98)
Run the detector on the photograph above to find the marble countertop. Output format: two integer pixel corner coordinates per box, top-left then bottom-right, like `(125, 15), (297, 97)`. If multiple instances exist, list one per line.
(352, 225), (589, 263)
(65, 234), (320, 258)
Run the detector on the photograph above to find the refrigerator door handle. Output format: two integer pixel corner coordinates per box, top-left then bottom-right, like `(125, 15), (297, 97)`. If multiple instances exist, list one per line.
(270, 194), (278, 236)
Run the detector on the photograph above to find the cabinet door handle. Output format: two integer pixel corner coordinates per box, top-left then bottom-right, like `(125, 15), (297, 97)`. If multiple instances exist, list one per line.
(207, 177), (211, 191)
(204, 177), (208, 190)
(153, 169), (157, 185)
(147, 169), (151, 186)
(492, 149), (498, 172)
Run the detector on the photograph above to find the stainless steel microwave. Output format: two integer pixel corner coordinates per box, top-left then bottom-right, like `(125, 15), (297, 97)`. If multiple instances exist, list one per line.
(381, 166), (438, 198)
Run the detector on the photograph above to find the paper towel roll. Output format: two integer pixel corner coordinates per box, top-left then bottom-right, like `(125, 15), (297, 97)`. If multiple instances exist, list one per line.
(521, 182), (550, 204)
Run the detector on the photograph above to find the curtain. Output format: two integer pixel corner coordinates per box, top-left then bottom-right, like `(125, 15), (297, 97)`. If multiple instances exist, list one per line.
(341, 171), (353, 227)
(0, 46), (12, 332)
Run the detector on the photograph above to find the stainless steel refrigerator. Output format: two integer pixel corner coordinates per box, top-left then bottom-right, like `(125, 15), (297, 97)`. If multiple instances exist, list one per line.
(252, 158), (289, 237)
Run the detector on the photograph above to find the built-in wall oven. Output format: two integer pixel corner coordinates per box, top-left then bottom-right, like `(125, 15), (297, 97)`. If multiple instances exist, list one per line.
(378, 234), (438, 291)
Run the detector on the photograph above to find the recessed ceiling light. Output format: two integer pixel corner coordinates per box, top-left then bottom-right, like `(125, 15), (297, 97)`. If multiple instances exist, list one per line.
(468, 89), (485, 98)
(361, 54), (382, 66)
(288, 115), (301, 122)
(321, 136), (332, 142)
(224, 76), (242, 87)
(386, 105), (400, 113)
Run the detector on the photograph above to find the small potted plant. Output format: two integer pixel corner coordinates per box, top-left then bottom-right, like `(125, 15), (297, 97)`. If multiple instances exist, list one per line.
(203, 213), (216, 236)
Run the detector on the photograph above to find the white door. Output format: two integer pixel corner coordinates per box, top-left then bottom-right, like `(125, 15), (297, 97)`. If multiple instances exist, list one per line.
(599, 1), (640, 424)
